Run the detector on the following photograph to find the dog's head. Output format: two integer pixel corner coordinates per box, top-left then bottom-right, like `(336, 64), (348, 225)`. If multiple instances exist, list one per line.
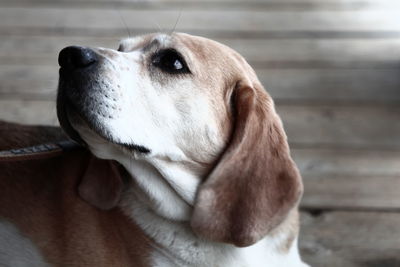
(57, 32), (303, 247)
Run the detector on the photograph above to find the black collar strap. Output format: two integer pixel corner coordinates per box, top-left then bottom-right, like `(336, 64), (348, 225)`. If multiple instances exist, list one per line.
(0, 140), (83, 162)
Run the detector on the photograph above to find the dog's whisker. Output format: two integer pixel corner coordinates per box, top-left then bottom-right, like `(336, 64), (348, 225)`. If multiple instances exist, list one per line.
(114, 8), (131, 38)
(153, 20), (164, 34)
(169, 9), (183, 35)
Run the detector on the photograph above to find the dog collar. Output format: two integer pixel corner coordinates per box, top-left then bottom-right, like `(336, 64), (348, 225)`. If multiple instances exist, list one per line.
(0, 140), (83, 162)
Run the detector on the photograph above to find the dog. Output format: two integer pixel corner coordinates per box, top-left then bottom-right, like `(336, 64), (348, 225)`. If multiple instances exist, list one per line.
(0, 32), (308, 267)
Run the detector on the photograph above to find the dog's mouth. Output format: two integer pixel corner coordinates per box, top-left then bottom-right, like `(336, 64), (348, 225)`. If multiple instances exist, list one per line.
(58, 99), (151, 155)
(57, 85), (151, 155)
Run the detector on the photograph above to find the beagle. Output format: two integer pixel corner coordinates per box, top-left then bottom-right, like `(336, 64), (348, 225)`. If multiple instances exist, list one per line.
(0, 33), (308, 267)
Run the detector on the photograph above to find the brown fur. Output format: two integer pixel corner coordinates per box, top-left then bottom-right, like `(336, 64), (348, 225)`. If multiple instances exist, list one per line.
(191, 81), (303, 247)
(0, 122), (151, 267)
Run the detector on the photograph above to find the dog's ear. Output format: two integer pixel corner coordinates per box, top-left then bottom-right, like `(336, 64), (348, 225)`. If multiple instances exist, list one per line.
(191, 82), (303, 247)
(78, 156), (123, 210)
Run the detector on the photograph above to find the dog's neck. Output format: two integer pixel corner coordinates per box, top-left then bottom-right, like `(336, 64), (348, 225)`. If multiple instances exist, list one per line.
(117, 155), (201, 221)
(117, 158), (305, 267)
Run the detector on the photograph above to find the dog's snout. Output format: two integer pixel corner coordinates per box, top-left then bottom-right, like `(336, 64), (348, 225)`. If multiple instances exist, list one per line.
(58, 46), (97, 69)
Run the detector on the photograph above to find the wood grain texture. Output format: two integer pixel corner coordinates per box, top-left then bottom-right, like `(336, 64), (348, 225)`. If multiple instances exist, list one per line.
(295, 148), (400, 210)
(2, 0), (398, 3)
(260, 69), (400, 103)
(292, 148), (400, 178)
(277, 104), (400, 149)
(1, 0), (400, 11)
(299, 211), (400, 267)
(301, 175), (400, 210)
(0, 65), (58, 100)
(0, 100), (58, 126)
(0, 7), (399, 35)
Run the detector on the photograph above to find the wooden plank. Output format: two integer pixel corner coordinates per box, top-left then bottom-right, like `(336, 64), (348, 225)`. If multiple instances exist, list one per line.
(260, 69), (400, 103)
(294, 148), (400, 210)
(0, 65), (57, 100)
(0, 100), (58, 126)
(299, 211), (400, 267)
(1, 65), (400, 103)
(1, 0), (400, 11)
(277, 104), (400, 149)
(2, 36), (400, 67)
(224, 39), (400, 67)
(0, 7), (399, 36)
(2, 0), (399, 4)
(301, 175), (400, 210)
(1, 100), (399, 149)
(295, 148), (400, 210)
(292, 148), (400, 178)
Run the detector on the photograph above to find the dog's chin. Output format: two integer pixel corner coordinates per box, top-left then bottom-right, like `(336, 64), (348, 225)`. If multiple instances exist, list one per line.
(57, 102), (151, 156)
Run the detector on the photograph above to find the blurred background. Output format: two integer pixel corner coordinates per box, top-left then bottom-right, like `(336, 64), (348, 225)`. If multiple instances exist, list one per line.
(0, 0), (399, 266)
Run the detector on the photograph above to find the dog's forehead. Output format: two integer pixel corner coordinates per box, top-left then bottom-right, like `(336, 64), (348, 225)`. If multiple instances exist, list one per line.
(118, 33), (232, 56)
(118, 33), (168, 51)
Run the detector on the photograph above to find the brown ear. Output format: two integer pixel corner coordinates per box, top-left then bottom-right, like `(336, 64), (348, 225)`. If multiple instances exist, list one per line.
(78, 156), (123, 210)
(191, 83), (303, 247)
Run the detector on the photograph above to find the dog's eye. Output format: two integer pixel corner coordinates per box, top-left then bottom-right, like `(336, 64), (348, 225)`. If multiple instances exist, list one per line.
(152, 49), (190, 74)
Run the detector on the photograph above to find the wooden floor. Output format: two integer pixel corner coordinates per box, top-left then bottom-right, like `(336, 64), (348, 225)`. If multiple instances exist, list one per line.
(1, 0), (400, 266)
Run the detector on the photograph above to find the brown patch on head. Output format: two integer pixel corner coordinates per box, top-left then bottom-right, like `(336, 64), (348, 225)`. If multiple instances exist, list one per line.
(172, 33), (252, 141)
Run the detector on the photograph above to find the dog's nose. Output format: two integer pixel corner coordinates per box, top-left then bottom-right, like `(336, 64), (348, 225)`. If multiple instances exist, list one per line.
(58, 46), (97, 69)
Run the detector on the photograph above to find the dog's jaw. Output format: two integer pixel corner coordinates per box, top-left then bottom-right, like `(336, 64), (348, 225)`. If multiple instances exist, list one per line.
(72, 116), (202, 221)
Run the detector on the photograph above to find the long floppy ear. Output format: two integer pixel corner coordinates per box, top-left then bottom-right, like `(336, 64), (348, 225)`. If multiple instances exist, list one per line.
(191, 82), (303, 247)
(78, 156), (123, 210)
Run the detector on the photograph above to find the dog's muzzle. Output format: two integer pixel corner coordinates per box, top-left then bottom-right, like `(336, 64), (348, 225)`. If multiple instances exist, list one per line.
(56, 46), (151, 154)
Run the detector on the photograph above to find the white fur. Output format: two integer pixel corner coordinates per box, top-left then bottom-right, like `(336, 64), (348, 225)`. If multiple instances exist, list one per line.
(70, 33), (308, 267)
(120, 186), (308, 267)
(0, 219), (49, 267)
